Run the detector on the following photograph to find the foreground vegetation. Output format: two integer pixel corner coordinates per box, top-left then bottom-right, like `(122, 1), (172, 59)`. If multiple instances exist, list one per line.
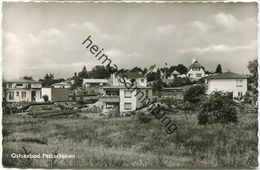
(2, 107), (257, 168)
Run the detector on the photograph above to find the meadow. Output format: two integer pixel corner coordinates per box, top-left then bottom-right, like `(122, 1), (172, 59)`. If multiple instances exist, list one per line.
(2, 108), (258, 168)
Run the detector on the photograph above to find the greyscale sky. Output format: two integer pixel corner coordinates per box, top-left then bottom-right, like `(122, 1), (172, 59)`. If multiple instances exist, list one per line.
(3, 2), (258, 80)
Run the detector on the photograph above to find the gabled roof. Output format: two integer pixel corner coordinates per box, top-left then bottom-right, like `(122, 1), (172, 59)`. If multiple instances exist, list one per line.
(206, 72), (248, 79)
(145, 64), (162, 75)
(3, 78), (42, 84)
(188, 60), (205, 70)
(171, 70), (180, 75)
(118, 72), (145, 79)
(83, 79), (109, 83)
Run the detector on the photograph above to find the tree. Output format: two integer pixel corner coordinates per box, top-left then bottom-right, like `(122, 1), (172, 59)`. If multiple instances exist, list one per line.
(183, 84), (206, 104)
(147, 72), (159, 81)
(89, 65), (110, 79)
(39, 73), (55, 87)
(168, 77), (192, 87)
(42, 95), (49, 103)
(197, 91), (237, 125)
(23, 76), (33, 80)
(130, 67), (143, 74)
(247, 59), (258, 92)
(169, 64), (188, 75)
(78, 66), (89, 79)
(215, 64), (223, 74)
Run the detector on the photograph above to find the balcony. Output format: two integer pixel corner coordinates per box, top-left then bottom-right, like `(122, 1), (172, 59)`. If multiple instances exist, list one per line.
(100, 95), (120, 103)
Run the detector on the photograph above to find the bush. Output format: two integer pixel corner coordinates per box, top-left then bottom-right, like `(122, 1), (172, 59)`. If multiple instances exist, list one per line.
(136, 111), (153, 123)
(42, 95), (49, 103)
(183, 84), (206, 104)
(198, 91), (238, 125)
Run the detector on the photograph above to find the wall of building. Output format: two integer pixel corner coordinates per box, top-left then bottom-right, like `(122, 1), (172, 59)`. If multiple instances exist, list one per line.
(119, 89), (137, 113)
(187, 69), (205, 79)
(207, 78), (247, 97)
(5, 89), (42, 102)
(41, 88), (52, 101)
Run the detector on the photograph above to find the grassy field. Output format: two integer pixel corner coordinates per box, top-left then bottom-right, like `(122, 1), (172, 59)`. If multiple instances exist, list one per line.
(2, 108), (258, 168)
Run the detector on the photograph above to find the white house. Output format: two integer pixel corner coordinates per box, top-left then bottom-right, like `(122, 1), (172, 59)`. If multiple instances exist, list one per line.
(100, 72), (152, 115)
(82, 79), (109, 88)
(206, 71), (248, 98)
(111, 72), (147, 87)
(145, 64), (163, 78)
(168, 70), (180, 80)
(186, 58), (205, 80)
(52, 81), (72, 88)
(3, 79), (42, 102)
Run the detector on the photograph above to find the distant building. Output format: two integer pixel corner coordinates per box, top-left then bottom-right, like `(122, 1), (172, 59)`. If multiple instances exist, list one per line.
(168, 70), (180, 80)
(83, 79), (109, 88)
(186, 58), (205, 80)
(3, 79), (42, 102)
(41, 88), (69, 102)
(145, 64), (163, 78)
(111, 72), (147, 87)
(52, 81), (72, 88)
(100, 72), (152, 115)
(205, 71), (248, 98)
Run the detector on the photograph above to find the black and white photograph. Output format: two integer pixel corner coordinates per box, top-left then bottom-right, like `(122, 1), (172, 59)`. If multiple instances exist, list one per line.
(1, 1), (258, 168)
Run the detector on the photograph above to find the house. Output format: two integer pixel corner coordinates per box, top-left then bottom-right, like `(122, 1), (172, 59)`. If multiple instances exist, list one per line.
(52, 81), (72, 88)
(111, 72), (147, 87)
(3, 79), (42, 102)
(41, 88), (69, 102)
(145, 64), (163, 78)
(168, 70), (180, 80)
(205, 71), (248, 98)
(186, 58), (205, 80)
(100, 72), (153, 115)
(82, 79), (109, 88)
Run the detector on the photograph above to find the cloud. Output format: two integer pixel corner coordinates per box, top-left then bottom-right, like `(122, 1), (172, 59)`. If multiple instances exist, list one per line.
(3, 22), (124, 79)
(189, 21), (210, 35)
(179, 41), (256, 56)
(155, 24), (178, 35)
(209, 13), (237, 32)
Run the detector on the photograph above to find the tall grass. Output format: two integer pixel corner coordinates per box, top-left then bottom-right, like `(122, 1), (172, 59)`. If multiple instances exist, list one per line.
(2, 108), (257, 168)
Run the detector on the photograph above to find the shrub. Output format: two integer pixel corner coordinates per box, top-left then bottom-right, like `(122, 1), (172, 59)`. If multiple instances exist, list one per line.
(198, 91), (238, 125)
(136, 111), (153, 123)
(42, 95), (49, 103)
(183, 84), (206, 104)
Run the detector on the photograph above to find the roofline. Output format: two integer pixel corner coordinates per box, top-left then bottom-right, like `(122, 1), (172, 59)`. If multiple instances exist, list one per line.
(103, 86), (152, 89)
(207, 76), (248, 80)
(3, 80), (42, 83)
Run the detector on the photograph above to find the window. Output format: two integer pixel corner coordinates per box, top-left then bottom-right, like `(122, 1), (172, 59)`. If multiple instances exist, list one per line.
(9, 92), (14, 100)
(236, 80), (243, 87)
(16, 92), (19, 97)
(22, 92), (26, 98)
(141, 79), (144, 83)
(145, 90), (149, 97)
(16, 83), (23, 86)
(124, 90), (132, 98)
(238, 92), (243, 97)
(196, 73), (202, 77)
(193, 68), (200, 71)
(124, 103), (132, 110)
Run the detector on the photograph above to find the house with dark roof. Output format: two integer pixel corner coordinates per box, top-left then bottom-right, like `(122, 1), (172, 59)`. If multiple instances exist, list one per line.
(205, 71), (248, 98)
(186, 58), (205, 80)
(3, 78), (42, 102)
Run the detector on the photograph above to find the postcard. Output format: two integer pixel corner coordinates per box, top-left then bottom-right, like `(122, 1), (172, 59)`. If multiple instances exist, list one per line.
(1, 1), (258, 168)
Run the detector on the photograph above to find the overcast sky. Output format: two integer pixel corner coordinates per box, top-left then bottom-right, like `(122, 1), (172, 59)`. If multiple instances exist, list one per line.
(3, 2), (258, 80)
